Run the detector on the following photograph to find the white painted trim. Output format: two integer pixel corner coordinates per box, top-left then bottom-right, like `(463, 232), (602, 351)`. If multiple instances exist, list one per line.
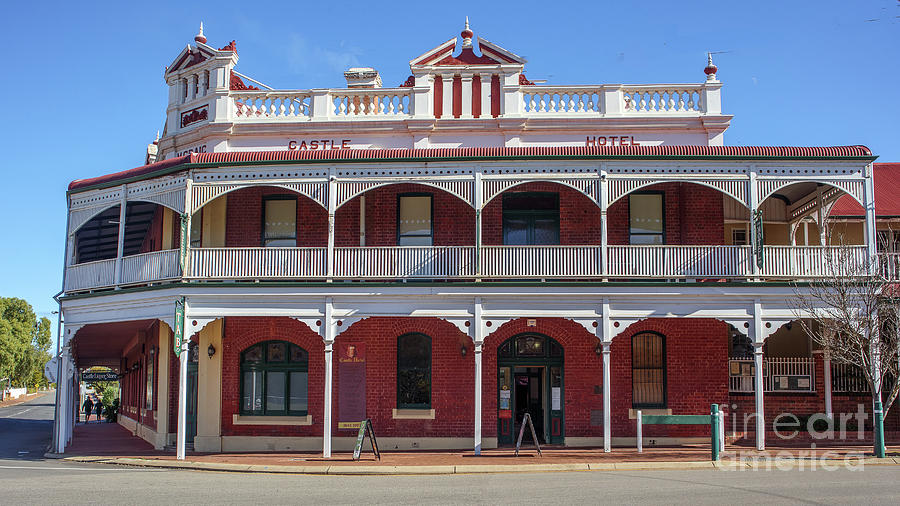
(392, 409), (435, 420)
(232, 414), (313, 426)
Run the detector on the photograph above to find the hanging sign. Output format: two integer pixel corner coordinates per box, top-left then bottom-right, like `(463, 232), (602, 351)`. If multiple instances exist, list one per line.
(81, 371), (119, 382)
(179, 213), (189, 271)
(753, 209), (765, 269)
(173, 297), (185, 357)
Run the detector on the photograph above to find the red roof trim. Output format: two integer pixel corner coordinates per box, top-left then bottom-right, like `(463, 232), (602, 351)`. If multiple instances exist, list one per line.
(68, 146), (875, 192)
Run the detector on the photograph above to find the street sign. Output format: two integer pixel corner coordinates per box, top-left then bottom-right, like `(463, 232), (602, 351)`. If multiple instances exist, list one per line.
(81, 371), (119, 382)
(174, 297), (185, 357)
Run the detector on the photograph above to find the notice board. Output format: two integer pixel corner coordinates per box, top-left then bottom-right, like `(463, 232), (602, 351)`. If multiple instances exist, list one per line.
(338, 342), (366, 430)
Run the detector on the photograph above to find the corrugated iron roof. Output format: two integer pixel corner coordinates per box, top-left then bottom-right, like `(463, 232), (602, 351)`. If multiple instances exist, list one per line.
(68, 145), (875, 192)
(830, 163), (900, 217)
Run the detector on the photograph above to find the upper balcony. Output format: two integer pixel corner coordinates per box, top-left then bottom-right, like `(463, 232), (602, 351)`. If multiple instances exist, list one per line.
(156, 24), (731, 159)
(62, 146), (887, 294)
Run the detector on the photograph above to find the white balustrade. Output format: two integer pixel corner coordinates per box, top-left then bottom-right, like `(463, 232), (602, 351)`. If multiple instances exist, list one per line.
(188, 247), (327, 279)
(608, 245), (751, 278)
(65, 258), (117, 291)
(729, 357), (815, 393)
(331, 88), (411, 118)
(521, 86), (603, 115)
(879, 252), (900, 280)
(334, 246), (475, 278)
(831, 362), (868, 393)
(232, 91), (312, 119)
(760, 246), (868, 278)
(120, 249), (181, 285)
(622, 85), (703, 113)
(480, 246), (600, 278)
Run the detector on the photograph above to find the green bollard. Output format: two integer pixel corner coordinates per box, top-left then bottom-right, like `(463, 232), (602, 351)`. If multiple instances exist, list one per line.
(711, 404), (720, 461)
(874, 401), (885, 458)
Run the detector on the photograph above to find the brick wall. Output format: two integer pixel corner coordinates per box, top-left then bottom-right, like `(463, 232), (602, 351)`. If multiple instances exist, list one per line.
(217, 182), (726, 248)
(607, 182), (724, 245)
(224, 187), (328, 247)
(221, 317), (325, 437)
(482, 182), (602, 245)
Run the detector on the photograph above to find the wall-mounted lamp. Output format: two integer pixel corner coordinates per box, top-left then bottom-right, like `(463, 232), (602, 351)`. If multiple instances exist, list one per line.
(207, 343), (216, 359)
(460, 344), (467, 357)
(594, 344), (603, 356)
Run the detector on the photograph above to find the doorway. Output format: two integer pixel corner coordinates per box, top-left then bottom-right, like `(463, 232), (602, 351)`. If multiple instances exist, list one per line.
(497, 333), (564, 445)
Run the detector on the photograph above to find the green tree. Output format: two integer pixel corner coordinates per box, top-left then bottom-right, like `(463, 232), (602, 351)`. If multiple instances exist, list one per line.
(0, 297), (53, 389)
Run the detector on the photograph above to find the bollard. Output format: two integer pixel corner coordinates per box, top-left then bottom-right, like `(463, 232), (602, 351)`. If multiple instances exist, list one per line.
(874, 401), (885, 458)
(711, 404), (720, 461)
(636, 410), (643, 453)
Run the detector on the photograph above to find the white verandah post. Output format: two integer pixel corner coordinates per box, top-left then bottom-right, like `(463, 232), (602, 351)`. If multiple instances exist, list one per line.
(600, 299), (612, 452)
(323, 297), (335, 458)
(863, 163), (878, 268)
(175, 302), (190, 460)
(823, 350), (833, 419)
(473, 297), (484, 454)
(326, 172), (337, 282)
(114, 185), (127, 286)
(599, 167), (609, 280)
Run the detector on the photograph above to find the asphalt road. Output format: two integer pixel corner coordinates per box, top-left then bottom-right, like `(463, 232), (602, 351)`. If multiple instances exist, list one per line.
(1, 394), (899, 505)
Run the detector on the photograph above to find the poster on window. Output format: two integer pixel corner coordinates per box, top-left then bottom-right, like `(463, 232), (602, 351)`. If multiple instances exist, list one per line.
(338, 342), (366, 430)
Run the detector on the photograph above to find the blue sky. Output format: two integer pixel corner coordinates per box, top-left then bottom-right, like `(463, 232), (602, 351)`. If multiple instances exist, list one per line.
(0, 0), (897, 345)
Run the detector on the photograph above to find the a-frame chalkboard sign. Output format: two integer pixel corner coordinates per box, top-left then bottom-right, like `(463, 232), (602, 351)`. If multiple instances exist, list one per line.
(514, 412), (542, 457)
(352, 418), (380, 461)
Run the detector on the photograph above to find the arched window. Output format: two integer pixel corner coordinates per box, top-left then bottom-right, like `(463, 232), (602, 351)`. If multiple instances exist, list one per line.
(241, 341), (309, 416)
(397, 333), (431, 409)
(632, 332), (666, 408)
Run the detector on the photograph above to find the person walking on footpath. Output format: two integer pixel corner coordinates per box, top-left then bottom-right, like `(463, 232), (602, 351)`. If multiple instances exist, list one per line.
(82, 396), (93, 423)
(94, 396), (104, 423)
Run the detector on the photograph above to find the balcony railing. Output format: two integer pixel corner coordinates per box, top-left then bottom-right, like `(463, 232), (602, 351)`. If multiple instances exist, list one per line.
(63, 246), (900, 292)
(729, 357), (816, 393)
(831, 362), (869, 393)
(120, 250), (181, 285)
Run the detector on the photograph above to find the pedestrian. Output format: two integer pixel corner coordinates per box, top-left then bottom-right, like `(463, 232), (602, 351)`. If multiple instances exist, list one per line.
(82, 396), (93, 423)
(95, 397), (104, 423)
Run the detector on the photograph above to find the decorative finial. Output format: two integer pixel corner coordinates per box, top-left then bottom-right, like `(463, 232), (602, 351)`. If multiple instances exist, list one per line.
(155, 130), (160, 142)
(461, 17), (474, 48)
(704, 52), (718, 82)
(194, 22), (207, 44)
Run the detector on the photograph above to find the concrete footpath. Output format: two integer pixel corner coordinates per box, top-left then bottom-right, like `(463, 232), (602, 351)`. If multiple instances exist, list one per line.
(47, 423), (900, 475)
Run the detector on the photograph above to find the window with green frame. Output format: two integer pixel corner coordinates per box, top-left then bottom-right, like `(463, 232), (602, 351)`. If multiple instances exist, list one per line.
(240, 341), (309, 416)
(397, 333), (431, 409)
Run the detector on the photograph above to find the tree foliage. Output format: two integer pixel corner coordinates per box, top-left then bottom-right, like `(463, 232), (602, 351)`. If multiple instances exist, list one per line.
(0, 297), (53, 390)
(792, 248), (900, 419)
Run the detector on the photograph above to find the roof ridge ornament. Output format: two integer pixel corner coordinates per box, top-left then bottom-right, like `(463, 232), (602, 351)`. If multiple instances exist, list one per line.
(194, 22), (207, 44)
(461, 17), (474, 48)
(704, 52), (718, 82)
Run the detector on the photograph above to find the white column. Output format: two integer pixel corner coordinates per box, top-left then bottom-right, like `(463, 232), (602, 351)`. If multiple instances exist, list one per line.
(823, 351), (833, 419)
(54, 352), (70, 452)
(175, 337), (189, 460)
(748, 169), (760, 279)
(460, 74), (473, 119)
(326, 172), (337, 281)
(188, 74), (197, 101)
(602, 342), (612, 453)
(114, 186), (127, 286)
(474, 172), (483, 278)
(473, 296), (484, 454)
(323, 297), (335, 458)
(753, 343), (765, 451)
(816, 185), (827, 245)
(479, 73), (492, 118)
(863, 163), (877, 264)
(599, 169), (609, 279)
(441, 74), (454, 119)
(474, 343), (483, 454)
